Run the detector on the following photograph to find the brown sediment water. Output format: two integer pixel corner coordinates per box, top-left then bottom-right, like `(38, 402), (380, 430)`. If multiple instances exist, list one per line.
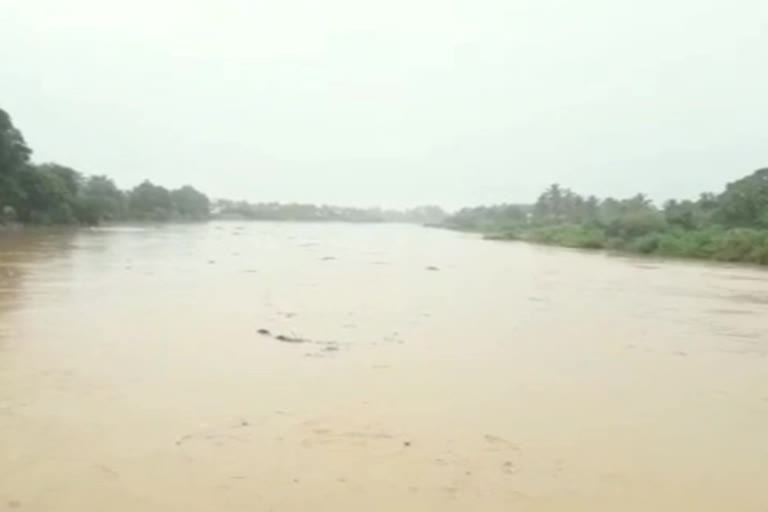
(1, 222), (767, 511)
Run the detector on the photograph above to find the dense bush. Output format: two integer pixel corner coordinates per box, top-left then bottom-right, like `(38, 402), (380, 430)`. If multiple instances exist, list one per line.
(443, 170), (768, 265)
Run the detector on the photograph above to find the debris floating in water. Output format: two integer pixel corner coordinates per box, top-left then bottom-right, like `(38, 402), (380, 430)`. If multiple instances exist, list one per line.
(259, 328), (344, 354)
(275, 334), (306, 343)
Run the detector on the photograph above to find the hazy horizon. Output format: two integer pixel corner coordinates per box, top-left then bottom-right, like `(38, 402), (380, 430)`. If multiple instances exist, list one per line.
(2, 0), (767, 209)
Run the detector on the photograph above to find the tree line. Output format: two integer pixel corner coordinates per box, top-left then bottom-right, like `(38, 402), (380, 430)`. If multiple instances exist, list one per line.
(443, 170), (768, 265)
(213, 200), (446, 224)
(1, 108), (209, 225)
(1, 108), (447, 226)
(10, 103), (767, 265)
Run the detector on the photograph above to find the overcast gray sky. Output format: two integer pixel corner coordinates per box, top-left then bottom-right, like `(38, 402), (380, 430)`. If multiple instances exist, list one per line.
(2, 0), (767, 208)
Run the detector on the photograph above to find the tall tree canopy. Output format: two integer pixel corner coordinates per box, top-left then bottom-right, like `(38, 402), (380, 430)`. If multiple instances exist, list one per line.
(1, 107), (210, 225)
(0, 109), (32, 211)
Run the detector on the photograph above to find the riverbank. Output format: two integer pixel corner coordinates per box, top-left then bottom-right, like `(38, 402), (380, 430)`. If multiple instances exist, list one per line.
(467, 223), (768, 265)
(440, 168), (768, 267)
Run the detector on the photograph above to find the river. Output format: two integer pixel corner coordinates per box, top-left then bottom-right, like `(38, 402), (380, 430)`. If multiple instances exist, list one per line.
(1, 222), (767, 511)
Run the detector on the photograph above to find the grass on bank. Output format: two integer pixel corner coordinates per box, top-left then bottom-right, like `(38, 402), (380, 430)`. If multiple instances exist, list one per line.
(481, 224), (768, 265)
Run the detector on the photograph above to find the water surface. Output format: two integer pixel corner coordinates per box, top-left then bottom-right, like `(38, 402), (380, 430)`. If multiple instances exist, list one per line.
(1, 223), (767, 511)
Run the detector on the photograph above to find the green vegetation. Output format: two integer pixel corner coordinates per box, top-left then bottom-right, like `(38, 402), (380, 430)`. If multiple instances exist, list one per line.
(440, 204), (532, 232)
(1, 108), (210, 225)
(213, 200), (446, 224)
(12, 100), (767, 267)
(444, 176), (768, 265)
(1, 107), (446, 227)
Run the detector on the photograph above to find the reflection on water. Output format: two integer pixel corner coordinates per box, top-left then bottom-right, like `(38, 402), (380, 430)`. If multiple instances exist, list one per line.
(0, 230), (78, 339)
(1, 222), (767, 512)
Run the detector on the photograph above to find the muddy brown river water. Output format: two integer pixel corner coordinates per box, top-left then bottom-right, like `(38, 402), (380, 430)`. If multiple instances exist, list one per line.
(1, 222), (767, 511)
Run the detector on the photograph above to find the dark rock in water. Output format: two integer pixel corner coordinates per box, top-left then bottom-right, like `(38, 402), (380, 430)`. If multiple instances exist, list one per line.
(257, 328), (271, 336)
(425, 266), (440, 271)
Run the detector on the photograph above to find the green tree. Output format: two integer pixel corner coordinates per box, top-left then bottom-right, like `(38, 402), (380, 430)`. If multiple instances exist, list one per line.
(0, 108), (32, 213)
(403, 205), (448, 224)
(170, 185), (210, 220)
(128, 180), (173, 221)
(79, 175), (126, 223)
(16, 164), (80, 224)
(715, 168), (768, 228)
(534, 184), (564, 221)
(663, 199), (706, 230)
